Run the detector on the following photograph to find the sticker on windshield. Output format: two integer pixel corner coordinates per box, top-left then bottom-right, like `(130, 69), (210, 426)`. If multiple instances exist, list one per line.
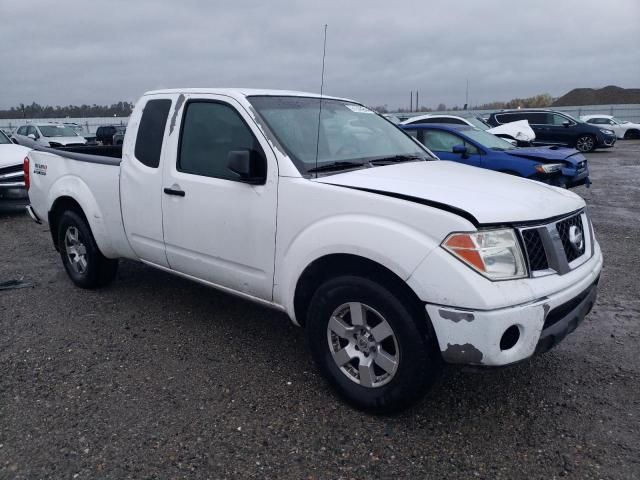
(344, 104), (374, 114)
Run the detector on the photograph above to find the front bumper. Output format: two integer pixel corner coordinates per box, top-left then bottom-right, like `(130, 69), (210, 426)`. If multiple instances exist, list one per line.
(425, 245), (602, 366)
(0, 185), (28, 203)
(597, 134), (616, 148)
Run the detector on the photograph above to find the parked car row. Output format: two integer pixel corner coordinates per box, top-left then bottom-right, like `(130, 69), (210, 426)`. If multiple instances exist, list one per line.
(12, 123), (87, 147)
(401, 114), (536, 146)
(8, 123), (127, 148)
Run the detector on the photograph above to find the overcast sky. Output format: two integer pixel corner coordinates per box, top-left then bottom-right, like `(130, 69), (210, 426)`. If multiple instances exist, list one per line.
(1, 0), (638, 111)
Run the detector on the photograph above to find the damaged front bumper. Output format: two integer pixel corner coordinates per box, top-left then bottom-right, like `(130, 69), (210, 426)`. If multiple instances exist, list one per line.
(425, 247), (603, 366)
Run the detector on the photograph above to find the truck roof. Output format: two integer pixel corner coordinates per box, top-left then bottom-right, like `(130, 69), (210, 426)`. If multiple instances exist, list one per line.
(143, 88), (352, 103)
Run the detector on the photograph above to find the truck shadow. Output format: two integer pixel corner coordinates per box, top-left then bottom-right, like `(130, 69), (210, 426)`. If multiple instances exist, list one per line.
(107, 259), (570, 423)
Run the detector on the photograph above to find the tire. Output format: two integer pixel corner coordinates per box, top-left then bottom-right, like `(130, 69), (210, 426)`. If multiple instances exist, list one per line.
(624, 129), (640, 140)
(575, 135), (596, 153)
(305, 275), (441, 413)
(57, 210), (118, 289)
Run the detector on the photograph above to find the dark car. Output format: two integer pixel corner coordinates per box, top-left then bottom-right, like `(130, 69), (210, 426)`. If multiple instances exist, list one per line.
(95, 125), (126, 146)
(486, 109), (616, 153)
(401, 123), (590, 189)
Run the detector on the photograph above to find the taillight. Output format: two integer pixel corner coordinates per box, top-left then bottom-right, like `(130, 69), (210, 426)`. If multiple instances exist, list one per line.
(23, 157), (30, 190)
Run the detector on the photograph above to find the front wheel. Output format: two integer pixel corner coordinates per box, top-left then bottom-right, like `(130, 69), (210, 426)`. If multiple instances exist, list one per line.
(57, 210), (118, 289)
(305, 276), (441, 413)
(576, 135), (596, 153)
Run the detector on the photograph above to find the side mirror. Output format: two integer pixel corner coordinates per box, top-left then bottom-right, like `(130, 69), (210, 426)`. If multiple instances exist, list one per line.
(27, 133), (36, 140)
(452, 144), (468, 158)
(562, 120), (571, 127)
(227, 149), (266, 185)
(11, 138), (19, 144)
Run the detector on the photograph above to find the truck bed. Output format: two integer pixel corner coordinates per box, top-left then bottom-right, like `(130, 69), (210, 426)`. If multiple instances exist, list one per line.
(55, 144), (123, 160)
(26, 144), (133, 260)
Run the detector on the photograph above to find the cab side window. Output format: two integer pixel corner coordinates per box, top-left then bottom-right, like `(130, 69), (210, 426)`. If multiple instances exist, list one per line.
(421, 130), (479, 154)
(134, 99), (172, 168)
(178, 101), (266, 181)
(549, 113), (572, 126)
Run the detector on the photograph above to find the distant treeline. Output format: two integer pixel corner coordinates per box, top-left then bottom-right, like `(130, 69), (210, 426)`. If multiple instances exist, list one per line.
(380, 93), (554, 114)
(0, 101), (134, 119)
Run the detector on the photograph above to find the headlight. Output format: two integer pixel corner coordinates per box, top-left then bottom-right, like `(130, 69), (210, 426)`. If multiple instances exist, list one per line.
(535, 162), (564, 174)
(599, 129), (614, 135)
(442, 229), (527, 280)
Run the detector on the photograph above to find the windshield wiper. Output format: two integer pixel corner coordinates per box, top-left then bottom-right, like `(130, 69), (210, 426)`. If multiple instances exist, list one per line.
(368, 154), (424, 165)
(307, 161), (367, 173)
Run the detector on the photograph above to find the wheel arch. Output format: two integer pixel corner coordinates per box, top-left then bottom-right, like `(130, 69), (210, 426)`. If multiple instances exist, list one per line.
(293, 253), (425, 328)
(624, 128), (640, 139)
(48, 196), (88, 251)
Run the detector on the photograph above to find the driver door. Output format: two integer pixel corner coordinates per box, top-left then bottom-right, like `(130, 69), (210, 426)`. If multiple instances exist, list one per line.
(160, 95), (278, 301)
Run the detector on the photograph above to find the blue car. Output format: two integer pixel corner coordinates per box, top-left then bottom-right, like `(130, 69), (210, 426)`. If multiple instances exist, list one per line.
(401, 123), (590, 188)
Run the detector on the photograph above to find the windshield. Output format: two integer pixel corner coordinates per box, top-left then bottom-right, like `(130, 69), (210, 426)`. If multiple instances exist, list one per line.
(463, 129), (517, 151)
(465, 116), (491, 130)
(248, 96), (432, 175)
(0, 130), (11, 144)
(38, 125), (79, 137)
(562, 112), (581, 123)
(612, 117), (629, 124)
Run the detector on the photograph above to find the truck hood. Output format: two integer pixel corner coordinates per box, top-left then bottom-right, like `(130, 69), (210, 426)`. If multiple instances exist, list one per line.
(505, 146), (584, 166)
(0, 144), (31, 169)
(487, 120), (535, 142)
(314, 160), (584, 225)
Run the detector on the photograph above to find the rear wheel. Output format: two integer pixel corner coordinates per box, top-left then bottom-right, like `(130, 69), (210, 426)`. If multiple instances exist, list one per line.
(576, 135), (596, 153)
(305, 276), (441, 413)
(57, 210), (118, 289)
(624, 129), (640, 140)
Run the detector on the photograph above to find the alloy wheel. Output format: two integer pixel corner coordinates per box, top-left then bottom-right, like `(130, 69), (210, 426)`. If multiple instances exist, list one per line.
(327, 302), (399, 388)
(576, 136), (595, 152)
(64, 226), (88, 274)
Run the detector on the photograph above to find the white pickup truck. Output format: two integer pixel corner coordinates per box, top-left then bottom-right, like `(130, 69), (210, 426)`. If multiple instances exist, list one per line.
(25, 89), (602, 412)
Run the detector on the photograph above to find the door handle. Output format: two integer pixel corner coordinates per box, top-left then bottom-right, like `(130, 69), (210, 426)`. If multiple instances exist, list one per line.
(163, 187), (185, 197)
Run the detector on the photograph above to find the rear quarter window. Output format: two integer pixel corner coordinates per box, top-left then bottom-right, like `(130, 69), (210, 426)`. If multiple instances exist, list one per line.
(496, 112), (547, 124)
(134, 99), (172, 168)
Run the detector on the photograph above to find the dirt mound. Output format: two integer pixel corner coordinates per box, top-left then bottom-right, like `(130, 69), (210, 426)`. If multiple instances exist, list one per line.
(553, 86), (640, 106)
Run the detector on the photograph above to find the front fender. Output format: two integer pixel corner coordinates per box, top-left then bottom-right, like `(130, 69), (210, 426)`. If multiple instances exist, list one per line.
(275, 214), (441, 322)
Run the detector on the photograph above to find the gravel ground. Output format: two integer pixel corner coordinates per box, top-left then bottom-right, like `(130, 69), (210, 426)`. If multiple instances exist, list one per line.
(1, 142), (639, 479)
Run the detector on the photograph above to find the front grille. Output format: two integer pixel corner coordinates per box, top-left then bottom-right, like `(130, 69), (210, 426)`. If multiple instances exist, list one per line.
(517, 211), (591, 277)
(0, 164), (22, 176)
(0, 164), (24, 185)
(556, 214), (585, 262)
(521, 229), (548, 271)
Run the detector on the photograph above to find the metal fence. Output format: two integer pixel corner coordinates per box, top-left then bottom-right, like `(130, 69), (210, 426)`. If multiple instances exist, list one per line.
(392, 104), (640, 123)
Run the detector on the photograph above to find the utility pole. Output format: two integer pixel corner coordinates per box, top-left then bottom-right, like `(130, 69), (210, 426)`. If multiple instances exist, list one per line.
(465, 79), (469, 110)
(410, 91), (413, 112)
(416, 90), (419, 112)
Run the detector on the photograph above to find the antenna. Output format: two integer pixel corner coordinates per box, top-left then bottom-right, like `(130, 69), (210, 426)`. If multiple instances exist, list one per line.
(314, 24), (328, 178)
